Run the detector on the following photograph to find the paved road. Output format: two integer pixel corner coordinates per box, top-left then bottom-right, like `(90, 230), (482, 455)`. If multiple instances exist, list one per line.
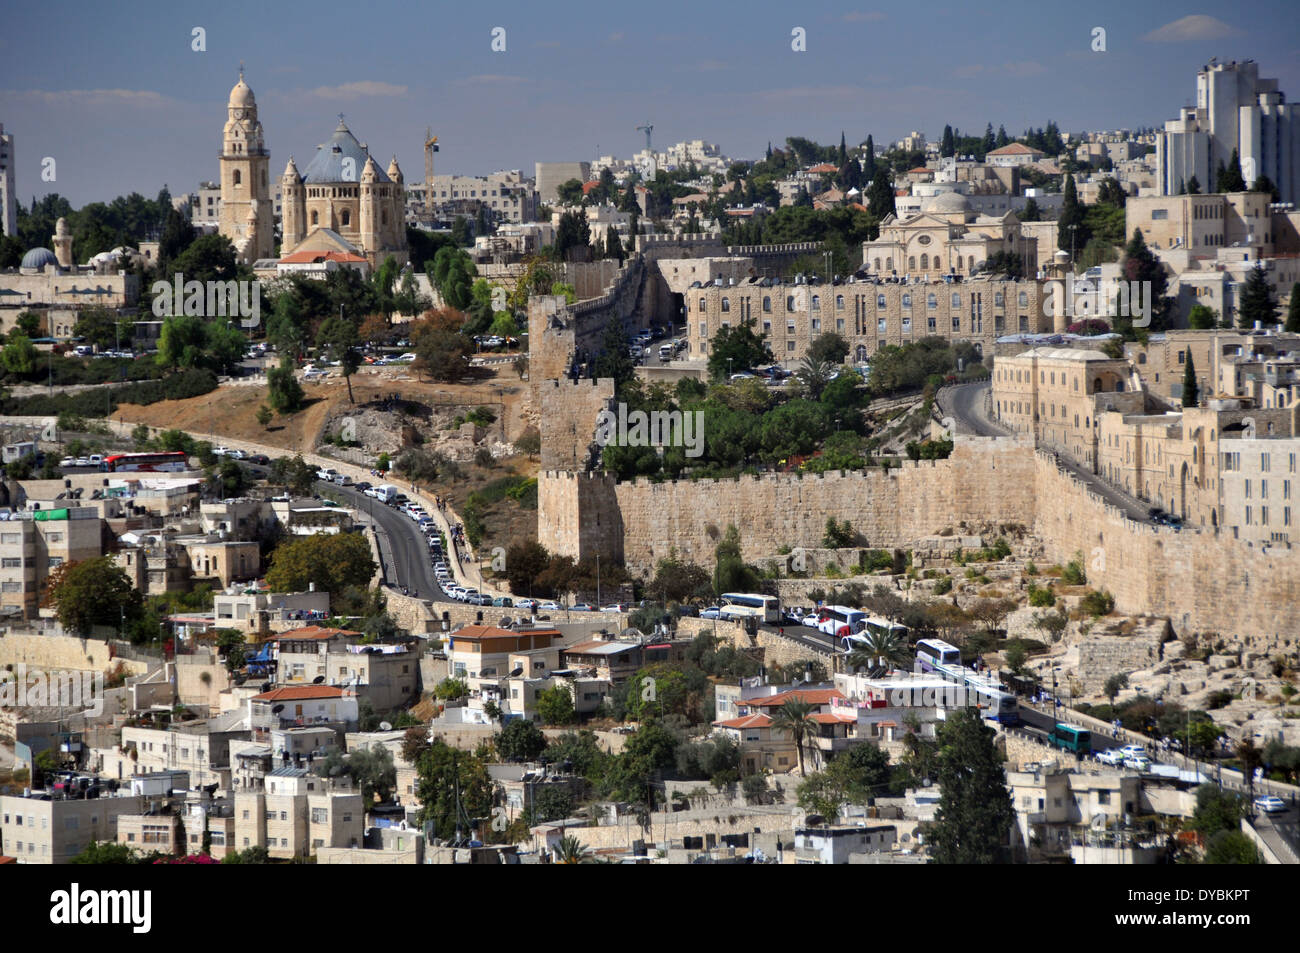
(943, 380), (1011, 437)
(318, 480), (451, 604)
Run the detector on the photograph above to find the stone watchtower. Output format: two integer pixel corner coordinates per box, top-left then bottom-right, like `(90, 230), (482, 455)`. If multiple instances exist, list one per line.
(52, 216), (72, 268)
(218, 69), (274, 264)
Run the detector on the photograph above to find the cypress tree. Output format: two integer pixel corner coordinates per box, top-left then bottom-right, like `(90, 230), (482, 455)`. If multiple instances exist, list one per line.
(930, 707), (1015, 864)
(1286, 283), (1300, 334)
(1187, 175), (1201, 195)
(1182, 351), (1198, 407)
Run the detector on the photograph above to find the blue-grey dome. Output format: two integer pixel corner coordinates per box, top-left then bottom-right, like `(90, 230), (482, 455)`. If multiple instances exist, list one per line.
(21, 247), (57, 270)
(300, 120), (389, 185)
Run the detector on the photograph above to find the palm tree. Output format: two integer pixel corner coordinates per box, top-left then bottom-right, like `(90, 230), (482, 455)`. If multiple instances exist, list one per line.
(554, 834), (590, 864)
(795, 355), (835, 400)
(845, 629), (910, 676)
(770, 698), (820, 776)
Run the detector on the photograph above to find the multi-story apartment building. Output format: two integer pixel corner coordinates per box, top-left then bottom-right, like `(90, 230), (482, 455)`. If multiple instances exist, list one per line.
(96, 719), (247, 790)
(232, 767), (363, 859)
(686, 275), (1050, 365)
(1220, 435), (1300, 545)
(0, 508), (103, 619)
(0, 123), (15, 238)
(0, 792), (144, 864)
(1126, 191), (1275, 256)
(411, 170), (537, 224)
(1156, 59), (1299, 205)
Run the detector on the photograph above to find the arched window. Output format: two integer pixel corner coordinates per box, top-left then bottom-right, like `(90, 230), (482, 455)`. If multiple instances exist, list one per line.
(885, 258), (892, 271)
(341, 210), (351, 227)
(908, 256), (916, 270)
(951, 293), (960, 308)
(811, 295), (820, 311)
(787, 295), (796, 310)
(902, 293), (912, 308)
(836, 295), (845, 310)
(233, 170), (242, 186)
(310, 210), (319, 226)
(699, 298), (707, 312)
(1018, 291), (1029, 307)
(762, 296), (772, 312)
(721, 297), (730, 312)
(995, 292), (1004, 306)
(877, 294), (886, 308)
(920, 253), (929, 270)
(956, 255), (963, 270)
(927, 293), (937, 308)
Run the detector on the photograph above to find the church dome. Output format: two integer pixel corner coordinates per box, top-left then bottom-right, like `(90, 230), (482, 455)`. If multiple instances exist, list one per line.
(21, 247), (58, 271)
(301, 119), (390, 185)
(229, 73), (255, 109)
(922, 191), (972, 214)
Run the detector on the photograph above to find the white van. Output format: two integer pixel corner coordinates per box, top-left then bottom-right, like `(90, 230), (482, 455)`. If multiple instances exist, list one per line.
(372, 484), (399, 504)
(658, 343), (674, 360)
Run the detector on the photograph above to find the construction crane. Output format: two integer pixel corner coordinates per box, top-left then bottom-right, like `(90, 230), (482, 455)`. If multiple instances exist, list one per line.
(424, 127), (439, 207)
(636, 121), (653, 154)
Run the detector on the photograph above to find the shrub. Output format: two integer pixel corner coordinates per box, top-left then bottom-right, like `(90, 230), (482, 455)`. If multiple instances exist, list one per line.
(933, 575), (953, 595)
(1079, 589), (1115, 617)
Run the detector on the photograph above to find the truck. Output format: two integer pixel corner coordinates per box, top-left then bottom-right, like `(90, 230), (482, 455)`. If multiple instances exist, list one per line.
(372, 484), (400, 504)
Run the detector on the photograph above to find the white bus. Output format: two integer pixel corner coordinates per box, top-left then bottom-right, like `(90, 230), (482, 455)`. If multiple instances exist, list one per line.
(719, 593), (781, 625)
(841, 616), (910, 651)
(915, 638), (962, 673)
(815, 605), (867, 638)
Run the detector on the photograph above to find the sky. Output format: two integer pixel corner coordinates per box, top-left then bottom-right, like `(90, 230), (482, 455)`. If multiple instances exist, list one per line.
(2, 0), (1299, 207)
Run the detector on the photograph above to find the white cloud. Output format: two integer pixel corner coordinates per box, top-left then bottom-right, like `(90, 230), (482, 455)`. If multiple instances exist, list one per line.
(1143, 15), (1244, 43)
(306, 81), (408, 100)
(0, 88), (174, 108)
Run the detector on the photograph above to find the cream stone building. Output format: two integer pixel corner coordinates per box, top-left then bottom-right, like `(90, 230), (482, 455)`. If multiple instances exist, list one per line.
(218, 71), (275, 264)
(686, 274), (1049, 365)
(1125, 191), (1275, 255)
(860, 193), (1039, 279)
(280, 118), (408, 270)
(992, 347), (1143, 468)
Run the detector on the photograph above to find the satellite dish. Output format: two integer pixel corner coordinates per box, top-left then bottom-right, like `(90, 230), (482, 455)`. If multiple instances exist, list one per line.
(379, 721), (392, 731)
(312, 675), (325, 684)
(271, 704), (285, 714)
(922, 777), (931, 788)
(510, 667), (523, 677)
(499, 616), (512, 628)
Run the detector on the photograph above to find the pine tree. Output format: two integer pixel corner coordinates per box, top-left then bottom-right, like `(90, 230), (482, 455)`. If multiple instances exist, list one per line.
(1251, 175), (1280, 203)
(982, 123), (996, 156)
(1176, 179), (1186, 195)
(1120, 229), (1168, 337)
(1238, 265), (1277, 329)
(930, 707), (1015, 864)
(862, 135), (877, 181)
(1287, 283), (1300, 334)
(1057, 173), (1089, 254)
(839, 131), (847, 166)
(1182, 351), (1198, 407)
(1187, 175), (1201, 195)
(1218, 149), (1246, 192)
(941, 125), (955, 158)
(866, 166), (894, 219)
(996, 125), (1009, 148)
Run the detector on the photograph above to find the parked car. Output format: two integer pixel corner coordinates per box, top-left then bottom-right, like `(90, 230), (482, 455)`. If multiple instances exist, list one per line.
(58, 457), (75, 468)
(537, 601), (561, 612)
(1119, 744), (1148, 759)
(600, 604), (629, 613)
(492, 597), (514, 608)
(333, 473), (353, 486)
(1123, 755), (1152, 772)
(515, 599), (537, 610)
(353, 481), (371, 492)
(570, 604), (594, 612)
(699, 606), (722, 620)
(1254, 795), (1287, 814)
(248, 454), (271, 466)
(1095, 749), (1124, 765)
(213, 446), (231, 457)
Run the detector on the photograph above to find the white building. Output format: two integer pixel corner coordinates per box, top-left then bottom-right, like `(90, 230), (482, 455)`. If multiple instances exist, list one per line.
(0, 123), (15, 238)
(1156, 60), (1300, 204)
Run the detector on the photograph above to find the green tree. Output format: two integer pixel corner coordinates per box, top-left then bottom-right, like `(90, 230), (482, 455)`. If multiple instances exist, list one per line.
(1191, 784), (1244, 838)
(1204, 830), (1264, 864)
(255, 404), (273, 429)
(155, 314), (207, 370)
(537, 684), (577, 725)
(770, 699), (820, 776)
(496, 718), (548, 761)
(1104, 673), (1129, 703)
(555, 179), (585, 207)
(1, 332), (38, 376)
(866, 166), (895, 219)
(70, 840), (141, 864)
(41, 557), (142, 636)
(797, 770), (849, 821)
(1118, 229), (1169, 335)
(1216, 149), (1246, 193)
(1188, 304), (1218, 330)
(705, 322), (774, 380)
(415, 741), (494, 841)
(1186, 175), (1201, 195)
(930, 707), (1015, 864)
(214, 628), (246, 672)
(1238, 265), (1278, 329)
(1058, 173), (1090, 256)
(316, 314), (361, 404)
(263, 532), (377, 607)
(1182, 351), (1199, 407)
(825, 742), (891, 804)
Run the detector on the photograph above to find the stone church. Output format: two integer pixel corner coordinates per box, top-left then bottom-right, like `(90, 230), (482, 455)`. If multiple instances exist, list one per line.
(218, 71), (408, 269)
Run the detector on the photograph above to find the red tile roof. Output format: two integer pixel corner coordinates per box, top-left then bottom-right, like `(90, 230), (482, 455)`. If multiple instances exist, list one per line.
(713, 713), (773, 730)
(253, 685), (350, 702)
(279, 250), (368, 264)
(987, 143), (1043, 156)
(808, 163), (838, 174)
(744, 689), (846, 709)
